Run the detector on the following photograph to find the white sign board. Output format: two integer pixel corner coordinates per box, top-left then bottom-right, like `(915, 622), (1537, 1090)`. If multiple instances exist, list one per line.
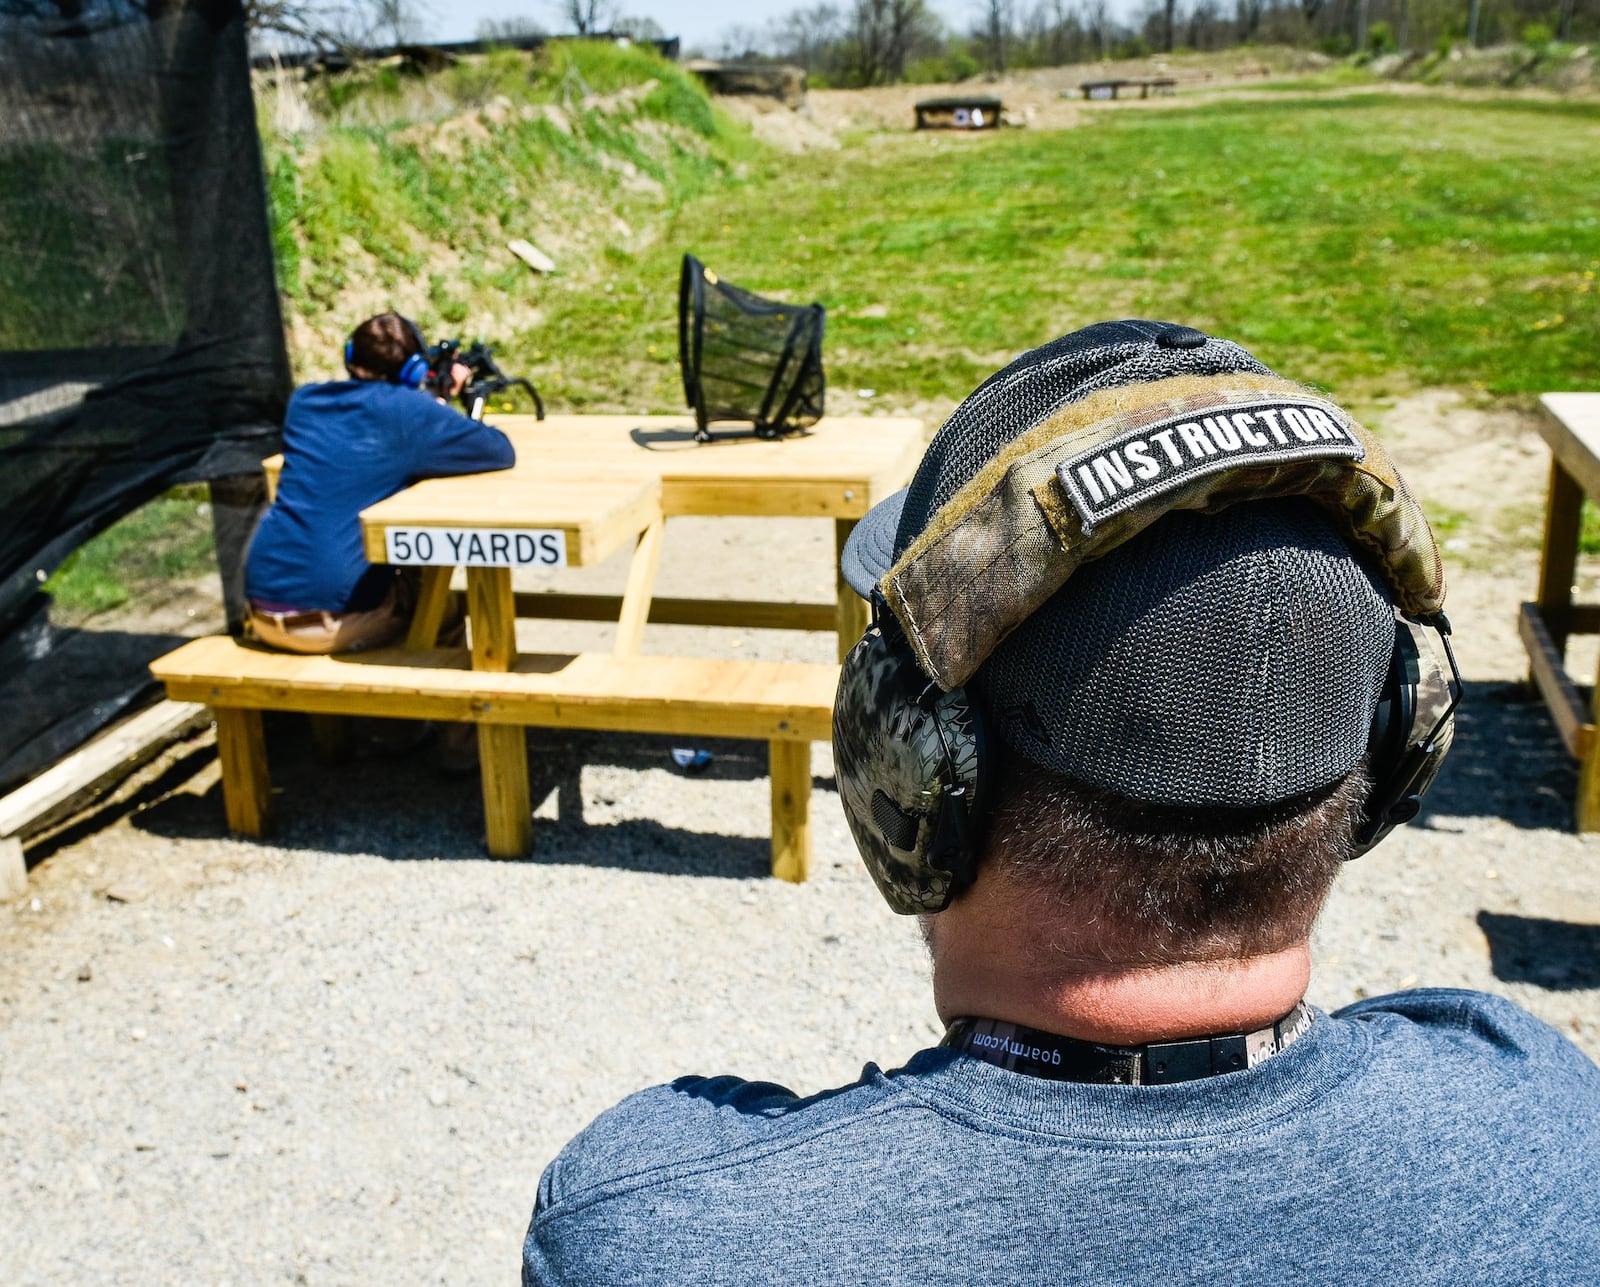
(384, 527), (567, 567)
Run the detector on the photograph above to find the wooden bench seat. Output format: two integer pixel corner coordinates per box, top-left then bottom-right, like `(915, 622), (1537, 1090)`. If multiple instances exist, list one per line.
(150, 636), (839, 880)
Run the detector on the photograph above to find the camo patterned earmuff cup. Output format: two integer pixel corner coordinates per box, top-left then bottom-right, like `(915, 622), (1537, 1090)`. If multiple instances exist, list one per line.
(833, 622), (987, 915)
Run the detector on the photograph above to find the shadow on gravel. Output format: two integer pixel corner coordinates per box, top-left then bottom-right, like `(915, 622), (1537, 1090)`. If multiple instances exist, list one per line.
(25, 739), (220, 872)
(128, 719), (813, 878)
(1415, 681), (1577, 834)
(1477, 912), (1600, 991)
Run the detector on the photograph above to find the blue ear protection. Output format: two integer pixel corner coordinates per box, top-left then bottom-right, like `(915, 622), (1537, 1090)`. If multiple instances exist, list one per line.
(345, 316), (430, 388)
(395, 350), (430, 389)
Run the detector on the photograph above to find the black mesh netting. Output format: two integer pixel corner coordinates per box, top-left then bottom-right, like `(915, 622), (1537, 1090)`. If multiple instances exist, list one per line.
(678, 253), (825, 439)
(0, 0), (289, 791)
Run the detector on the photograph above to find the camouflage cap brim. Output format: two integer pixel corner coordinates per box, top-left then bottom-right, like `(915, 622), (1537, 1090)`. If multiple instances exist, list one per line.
(879, 371), (1446, 691)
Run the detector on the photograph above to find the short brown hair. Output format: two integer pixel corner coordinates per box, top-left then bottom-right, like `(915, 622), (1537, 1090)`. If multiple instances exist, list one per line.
(345, 312), (424, 382)
(983, 755), (1368, 966)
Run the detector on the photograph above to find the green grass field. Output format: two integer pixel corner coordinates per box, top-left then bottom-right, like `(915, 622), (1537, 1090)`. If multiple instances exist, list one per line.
(44, 487), (216, 623)
(56, 62), (1600, 620)
(525, 92), (1600, 416)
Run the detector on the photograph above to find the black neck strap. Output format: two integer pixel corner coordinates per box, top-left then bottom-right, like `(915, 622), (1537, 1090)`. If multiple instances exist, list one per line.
(942, 1004), (1312, 1086)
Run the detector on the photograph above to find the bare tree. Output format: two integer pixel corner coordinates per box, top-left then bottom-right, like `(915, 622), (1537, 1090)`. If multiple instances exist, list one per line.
(478, 14), (547, 38)
(715, 22), (765, 56)
(555, 0), (616, 36)
(1163, 0), (1176, 50)
(1083, 0), (1110, 57)
(1185, 0), (1219, 46)
(846, 0), (930, 84)
(367, 0), (419, 43)
(613, 12), (665, 39)
(980, 0), (1013, 71)
(770, 3), (844, 70)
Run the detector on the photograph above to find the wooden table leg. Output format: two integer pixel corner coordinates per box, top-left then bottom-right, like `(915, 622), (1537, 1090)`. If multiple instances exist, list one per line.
(406, 567), (455, 650)
(769, 739), (812, 883)
(308, 714), (351, 762)
(614, 516), (665, 659)
(1582, 663), (1600, 833)
(1536, 459), (1584, 658)
(834, 518), (870, 663)
(466, 567), (531, 858)
(215, 707), (271, 836)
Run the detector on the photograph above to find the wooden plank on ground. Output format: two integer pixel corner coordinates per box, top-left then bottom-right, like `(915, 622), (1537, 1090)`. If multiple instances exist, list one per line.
(0, 699), (210, 898)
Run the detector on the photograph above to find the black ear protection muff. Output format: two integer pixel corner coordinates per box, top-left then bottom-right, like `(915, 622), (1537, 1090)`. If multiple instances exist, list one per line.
(833, 596), (1463, 917)
(344, 316), (430, 389)
(833, 597), (991, 915)
(1351, 614), (1463, 856)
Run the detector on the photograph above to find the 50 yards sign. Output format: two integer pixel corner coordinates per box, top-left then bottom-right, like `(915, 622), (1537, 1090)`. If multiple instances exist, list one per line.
(384, 527), (567, 567)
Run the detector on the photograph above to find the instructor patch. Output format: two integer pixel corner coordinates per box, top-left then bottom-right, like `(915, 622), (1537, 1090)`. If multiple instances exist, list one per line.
(1055, 397), (1365, 531)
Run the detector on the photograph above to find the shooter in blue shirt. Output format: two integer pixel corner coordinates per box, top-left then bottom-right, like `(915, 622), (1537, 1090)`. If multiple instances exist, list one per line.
(244, 313), (514, 654)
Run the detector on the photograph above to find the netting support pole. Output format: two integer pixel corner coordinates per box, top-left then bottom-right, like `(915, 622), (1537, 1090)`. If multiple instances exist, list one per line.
(210, 473), (269, 638)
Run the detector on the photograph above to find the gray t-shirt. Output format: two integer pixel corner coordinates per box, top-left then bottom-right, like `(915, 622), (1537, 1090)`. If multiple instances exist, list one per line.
(524, 990), (1600, 1285)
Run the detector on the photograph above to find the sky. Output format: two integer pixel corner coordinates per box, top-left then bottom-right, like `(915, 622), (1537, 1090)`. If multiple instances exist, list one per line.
(419, 0), (1100, 55)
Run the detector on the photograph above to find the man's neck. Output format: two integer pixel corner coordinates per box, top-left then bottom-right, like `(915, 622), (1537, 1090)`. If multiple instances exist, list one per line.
(926, 880), (1311, 1047)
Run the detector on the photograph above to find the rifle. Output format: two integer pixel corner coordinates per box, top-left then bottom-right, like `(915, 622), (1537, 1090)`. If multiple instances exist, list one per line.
(427, 339), (545, 421)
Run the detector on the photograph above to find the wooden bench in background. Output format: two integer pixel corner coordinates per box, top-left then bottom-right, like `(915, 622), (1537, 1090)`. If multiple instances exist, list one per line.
(149, 637), (838, 881)
(1522, 393), (1600, 829)
(1078, 77), (1177, 100)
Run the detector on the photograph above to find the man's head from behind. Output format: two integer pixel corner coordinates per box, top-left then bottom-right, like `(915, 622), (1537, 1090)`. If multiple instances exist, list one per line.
(344, 313), (428, 386)
(973, 497), (1386, 968)
(834, 320), (1456, 972)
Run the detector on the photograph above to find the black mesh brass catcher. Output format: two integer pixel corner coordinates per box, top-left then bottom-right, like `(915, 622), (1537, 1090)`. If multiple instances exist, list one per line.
(677, 253), (825, 442)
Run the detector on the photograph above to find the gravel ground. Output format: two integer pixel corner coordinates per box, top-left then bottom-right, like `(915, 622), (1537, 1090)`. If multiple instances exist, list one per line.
(4, 460), (1600, 1283)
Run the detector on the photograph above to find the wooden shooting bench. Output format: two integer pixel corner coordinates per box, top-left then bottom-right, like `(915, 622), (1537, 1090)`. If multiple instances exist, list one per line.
(155, 414), (922, 877)
(263, 413), (925, 663)
(914, 96), (1002, 130)
(1078, 78), (1177, 100)
(1520, 393), (1600, 829)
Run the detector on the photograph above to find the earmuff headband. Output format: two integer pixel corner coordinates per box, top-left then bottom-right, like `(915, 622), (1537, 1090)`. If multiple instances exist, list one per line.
(881, 372), (1447, 691)
(345, 316), (430, 388)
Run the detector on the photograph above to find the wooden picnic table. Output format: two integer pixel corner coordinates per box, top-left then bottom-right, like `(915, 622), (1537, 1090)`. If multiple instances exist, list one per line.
(267, 413), (925, 661)
(1521, 393), (1600, 828)
(251, 413), (923, 860)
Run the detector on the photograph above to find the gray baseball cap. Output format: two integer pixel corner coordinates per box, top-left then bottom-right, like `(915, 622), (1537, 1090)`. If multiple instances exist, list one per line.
(842, 320), (1401, 809)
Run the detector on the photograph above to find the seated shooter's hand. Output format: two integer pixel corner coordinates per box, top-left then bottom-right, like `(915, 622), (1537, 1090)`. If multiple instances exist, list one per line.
(437, 360), (471, 402)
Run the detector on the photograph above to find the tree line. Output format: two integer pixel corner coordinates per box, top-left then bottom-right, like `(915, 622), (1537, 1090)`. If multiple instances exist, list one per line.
(712, 0), (1592, 84)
